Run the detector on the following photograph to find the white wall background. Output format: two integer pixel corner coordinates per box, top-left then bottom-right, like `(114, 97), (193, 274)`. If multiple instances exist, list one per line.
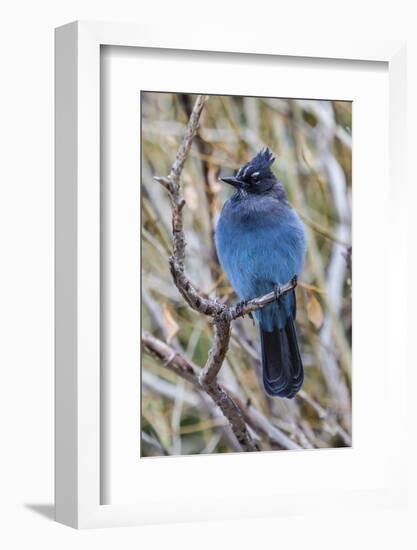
(0, 1), (416, 548)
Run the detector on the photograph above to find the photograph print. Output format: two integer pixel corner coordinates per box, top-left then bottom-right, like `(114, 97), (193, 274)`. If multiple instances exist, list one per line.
(141, 92), (352, 457)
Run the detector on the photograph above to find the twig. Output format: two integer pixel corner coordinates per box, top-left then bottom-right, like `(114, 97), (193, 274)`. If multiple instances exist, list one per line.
(199, 318), (258, 451)
(178, 94), (220, 281)
(153, 94), (208, 268)
(199, 318), (230, 385)
(224, 278), (297, 321)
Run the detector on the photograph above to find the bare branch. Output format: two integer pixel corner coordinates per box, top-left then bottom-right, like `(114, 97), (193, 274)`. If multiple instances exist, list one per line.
(151, 94), (299, 452)
(199, 319), (231, 386)
(154, 94), (208, 269)
(142, 331), (197, 384)
(201, 381), (258, 452)
(225, 277), (298, 321)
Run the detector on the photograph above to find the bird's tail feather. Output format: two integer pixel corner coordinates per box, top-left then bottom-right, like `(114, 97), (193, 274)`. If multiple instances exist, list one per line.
(260, 317), (303, 398)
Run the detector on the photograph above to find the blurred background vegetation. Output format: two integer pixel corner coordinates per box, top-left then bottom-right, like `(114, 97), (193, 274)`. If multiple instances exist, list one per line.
(141, 92), (352, 457)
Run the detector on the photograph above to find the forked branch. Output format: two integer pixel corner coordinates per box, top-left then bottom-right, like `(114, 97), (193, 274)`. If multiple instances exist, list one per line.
(148, 94), (298, 452)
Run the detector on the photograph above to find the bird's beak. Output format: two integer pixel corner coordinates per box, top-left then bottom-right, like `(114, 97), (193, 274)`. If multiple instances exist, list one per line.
(220, 176), (244, 188)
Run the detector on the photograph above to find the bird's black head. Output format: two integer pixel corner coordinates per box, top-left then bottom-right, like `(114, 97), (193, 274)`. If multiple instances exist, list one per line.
(221, 147), (277, 195)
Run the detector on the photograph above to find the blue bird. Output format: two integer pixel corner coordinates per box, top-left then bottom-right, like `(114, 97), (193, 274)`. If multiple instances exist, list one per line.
(215, 148), (306, 398)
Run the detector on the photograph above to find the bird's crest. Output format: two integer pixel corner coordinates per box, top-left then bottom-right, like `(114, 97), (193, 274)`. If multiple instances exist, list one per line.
(236, 147), (276, 182)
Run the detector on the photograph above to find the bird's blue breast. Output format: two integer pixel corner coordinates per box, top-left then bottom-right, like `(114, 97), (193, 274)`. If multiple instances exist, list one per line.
(215, 195), (306, 331)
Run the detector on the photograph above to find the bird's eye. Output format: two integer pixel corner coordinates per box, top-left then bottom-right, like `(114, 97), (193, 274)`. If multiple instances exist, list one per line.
(251, 171), (260, 182)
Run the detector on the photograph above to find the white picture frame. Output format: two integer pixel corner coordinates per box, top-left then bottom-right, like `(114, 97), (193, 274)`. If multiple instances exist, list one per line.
(55, 20), (407, 529)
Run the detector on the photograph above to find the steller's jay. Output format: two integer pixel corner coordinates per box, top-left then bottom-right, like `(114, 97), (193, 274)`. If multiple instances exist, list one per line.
(215, 148), (306, 398)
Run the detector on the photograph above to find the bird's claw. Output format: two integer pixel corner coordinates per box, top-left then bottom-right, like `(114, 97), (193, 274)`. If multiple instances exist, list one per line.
(273, 283), (282, 302)
(235, 299), (248, 317)
(291, 274), (298, 287)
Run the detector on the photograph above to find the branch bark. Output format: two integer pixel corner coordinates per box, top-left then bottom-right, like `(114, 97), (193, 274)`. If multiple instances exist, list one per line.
(151, 94), (299, 452)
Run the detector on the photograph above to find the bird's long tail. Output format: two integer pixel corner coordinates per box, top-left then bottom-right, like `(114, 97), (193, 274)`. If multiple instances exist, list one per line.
(260, 316), (304, 398)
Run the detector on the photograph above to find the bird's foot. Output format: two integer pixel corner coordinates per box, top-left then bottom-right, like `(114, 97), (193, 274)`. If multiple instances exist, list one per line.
(291, 274), (298, 287)
(235, 299), (249, 317)
(273, 283), (282, 302)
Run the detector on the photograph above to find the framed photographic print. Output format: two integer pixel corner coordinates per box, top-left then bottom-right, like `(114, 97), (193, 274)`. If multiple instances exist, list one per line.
(55, 21), (407, 528)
